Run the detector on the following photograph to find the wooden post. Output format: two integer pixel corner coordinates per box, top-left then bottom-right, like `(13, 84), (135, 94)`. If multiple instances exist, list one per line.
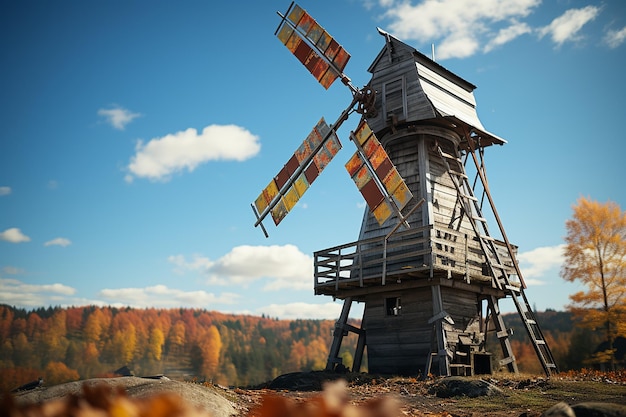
(325, 297), (353, 371)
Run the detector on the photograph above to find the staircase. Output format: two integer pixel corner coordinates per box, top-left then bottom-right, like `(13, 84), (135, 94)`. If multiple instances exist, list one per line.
(437, 142), (558, 377)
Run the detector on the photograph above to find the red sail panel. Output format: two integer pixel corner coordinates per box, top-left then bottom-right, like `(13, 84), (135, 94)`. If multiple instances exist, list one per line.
(304, 161), (319, 184)
(332, 47), (350, 72)
(310, 58), (330, 82)
(360, 178), (385, 211)
(324, 38), (340, 62)
(285, 154), (299, 176)
(294, 41), (313, 64)
(296, 11), (315, 34)
(275, 165), (290, 190)
(375, 156), (393, 180)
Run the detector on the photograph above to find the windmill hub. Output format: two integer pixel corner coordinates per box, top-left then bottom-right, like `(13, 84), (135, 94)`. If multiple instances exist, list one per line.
(355, 85), (377, 117)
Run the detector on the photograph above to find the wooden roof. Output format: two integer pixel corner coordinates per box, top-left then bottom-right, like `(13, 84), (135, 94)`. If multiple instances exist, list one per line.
(368, 29), (506, 147)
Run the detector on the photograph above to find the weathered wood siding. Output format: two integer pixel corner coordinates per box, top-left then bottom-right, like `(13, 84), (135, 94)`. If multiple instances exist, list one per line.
(363, 286), (483, 376)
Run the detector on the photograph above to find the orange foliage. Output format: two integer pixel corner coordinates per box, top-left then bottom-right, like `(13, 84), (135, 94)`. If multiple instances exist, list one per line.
(44, 361), (80, 386)
(0, 305), (357, 387)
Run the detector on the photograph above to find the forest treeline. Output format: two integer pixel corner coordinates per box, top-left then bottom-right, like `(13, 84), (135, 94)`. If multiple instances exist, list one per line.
(0, 305), (609, 392)
(0, 304), (360, 392)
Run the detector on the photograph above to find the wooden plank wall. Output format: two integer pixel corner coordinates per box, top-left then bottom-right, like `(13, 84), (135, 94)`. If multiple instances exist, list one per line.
(364, 286), (485, 376)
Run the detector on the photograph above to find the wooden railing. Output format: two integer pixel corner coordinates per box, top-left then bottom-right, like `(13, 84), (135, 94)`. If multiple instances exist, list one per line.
(314, 225), (518, 293)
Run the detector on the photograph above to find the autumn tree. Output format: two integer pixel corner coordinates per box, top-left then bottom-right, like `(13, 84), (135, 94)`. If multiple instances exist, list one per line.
(195, 325), (222, 379)
(44, 361), (79, 385)
(560, 197), (626, 369)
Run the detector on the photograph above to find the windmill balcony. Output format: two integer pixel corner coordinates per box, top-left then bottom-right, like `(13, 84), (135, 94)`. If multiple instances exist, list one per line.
(313, 225), (520, 298)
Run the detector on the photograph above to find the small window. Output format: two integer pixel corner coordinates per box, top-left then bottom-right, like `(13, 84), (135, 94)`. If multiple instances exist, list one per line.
(383, 77), (406, 120)
(386, 297), (401, 316)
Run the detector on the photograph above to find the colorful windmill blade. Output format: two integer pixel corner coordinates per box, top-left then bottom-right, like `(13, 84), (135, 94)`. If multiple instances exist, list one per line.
(252, 118), (341, 236)
(345, 120), (414, 226)
(275, 3), (350, 90)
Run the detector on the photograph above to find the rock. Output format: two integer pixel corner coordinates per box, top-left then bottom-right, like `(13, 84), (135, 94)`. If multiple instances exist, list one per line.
(542, 402), (576, 417)
(571, 402), (626, 417)
(11, 377), (237, 417)
(428, 376), (503, 398)
(542, 401), (626, 417)
(267, 371), (346, 391)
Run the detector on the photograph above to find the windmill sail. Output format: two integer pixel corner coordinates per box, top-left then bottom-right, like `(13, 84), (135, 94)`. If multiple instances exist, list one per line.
(253, 118), (341, 230)
(345, 120), (413, 225)
(275, 3), (350, 89)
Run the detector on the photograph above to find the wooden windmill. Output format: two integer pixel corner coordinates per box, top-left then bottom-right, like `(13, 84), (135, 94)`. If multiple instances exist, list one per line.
(252, 3), (558, 377)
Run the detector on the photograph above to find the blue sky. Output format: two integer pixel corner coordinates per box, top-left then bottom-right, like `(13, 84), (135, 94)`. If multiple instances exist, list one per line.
(1, 0), (624, 320)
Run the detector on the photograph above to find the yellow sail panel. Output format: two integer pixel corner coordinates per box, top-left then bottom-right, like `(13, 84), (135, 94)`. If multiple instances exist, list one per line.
(293, 172), (310, 197)
(354, 120), (373, 145)
(283, 185), (301, 212)
(319, 68), (339, 89)
(254, 179), (279, 215)
(391, 180), (412, 211)
(271, 198), (288, 225)
(372, 200), (393, 225)
(277, 24), (294, 45)
(286, 4), (305, 26)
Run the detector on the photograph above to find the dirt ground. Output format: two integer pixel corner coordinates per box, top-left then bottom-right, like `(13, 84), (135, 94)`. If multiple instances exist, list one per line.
(231, 372), (626, 417)
(8, 372), (626, 417)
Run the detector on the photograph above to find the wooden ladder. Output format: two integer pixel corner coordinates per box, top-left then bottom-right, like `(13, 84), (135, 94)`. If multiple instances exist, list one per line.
(437, 144), (558, 377)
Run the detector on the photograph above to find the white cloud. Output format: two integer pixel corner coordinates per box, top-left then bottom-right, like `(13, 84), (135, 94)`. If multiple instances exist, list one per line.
(98, 284), (240, 308)
(0, 186), (11, 196)
(258, 301), (344, 320)
(0, 228), (31, 243)
(484, 21), (532, 52)
(98, 106), (141, 130)
(604, 26), (626, 48)
(125, 124), (260, 182)
(0, 278), (76, 307)
(168, 254), (214, 274)
(382, 0), (540, 59)
(517, 244), (565, 285)
(44, 237), (72, 247)
(2, 266), (24, 275)
(170, 244), (313, 291)
(538, 6), (600, 47)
